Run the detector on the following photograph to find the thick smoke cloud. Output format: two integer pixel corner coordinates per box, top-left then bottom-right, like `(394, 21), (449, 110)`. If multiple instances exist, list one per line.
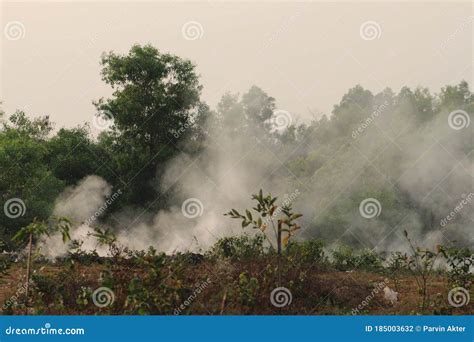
(44, 87), (473, 257)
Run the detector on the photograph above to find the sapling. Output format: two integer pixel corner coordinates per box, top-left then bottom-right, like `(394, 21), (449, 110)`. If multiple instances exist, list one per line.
(439, 246), (473, 289)
(12, 216), (71, 313)
(224, 189), (302, 257)
(88, 226), (117, 248)
(403, 230), (442, 312)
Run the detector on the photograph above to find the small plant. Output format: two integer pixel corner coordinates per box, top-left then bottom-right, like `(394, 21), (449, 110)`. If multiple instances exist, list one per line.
(88, 227), (117, 249)
(403, 230), (442, 312)
(354, 249), (384, 271)
(386, 251), (410, 292)
(12, 216), (71, 314)
(236, 272), (260, 307)
(332, 244), (357, 271)
(224, 189), (302, 256)
(210, 234), (264, 260)
(286, 239), (326, 265)
(440, 246), (473, 289)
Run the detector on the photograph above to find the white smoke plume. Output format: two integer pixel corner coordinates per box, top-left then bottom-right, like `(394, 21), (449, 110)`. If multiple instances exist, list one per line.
(40, 175), (113, 258)
(43, 88), (473, 257)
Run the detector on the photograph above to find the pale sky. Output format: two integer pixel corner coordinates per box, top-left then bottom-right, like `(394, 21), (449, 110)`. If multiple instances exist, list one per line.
(1, 1), (473, 129)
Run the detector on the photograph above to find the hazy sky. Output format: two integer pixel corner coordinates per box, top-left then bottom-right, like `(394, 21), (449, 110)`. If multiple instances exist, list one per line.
(1, 1), (472, 129)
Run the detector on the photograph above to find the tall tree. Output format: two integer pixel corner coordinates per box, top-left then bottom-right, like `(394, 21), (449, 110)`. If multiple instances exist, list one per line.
(94, 44), (204, 207)
(95, 44), (203, 156)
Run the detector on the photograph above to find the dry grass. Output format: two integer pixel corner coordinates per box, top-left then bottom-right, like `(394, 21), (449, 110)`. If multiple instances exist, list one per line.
(1, 257), (472, 315)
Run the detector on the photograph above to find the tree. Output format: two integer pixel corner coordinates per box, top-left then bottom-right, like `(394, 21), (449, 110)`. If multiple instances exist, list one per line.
(95, 44), (203, 155)
(12, 216), (71, 313)
(0, 112), (64, 242)
(46, 126), (106, 186)
(94, 44), (204, 207)
(225, 189), (302, 256)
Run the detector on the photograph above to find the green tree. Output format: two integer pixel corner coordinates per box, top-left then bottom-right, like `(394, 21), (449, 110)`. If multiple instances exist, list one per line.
(0, 112), (64, 242)
(95, 44), (203, 155)
(94, 44), (204, 207)
(46, 126), (106, 185)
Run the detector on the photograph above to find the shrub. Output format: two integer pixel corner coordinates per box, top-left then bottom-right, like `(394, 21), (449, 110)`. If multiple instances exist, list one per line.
(225, 189), (302, 256)
(441, 246), (473, 289)
(286, 239), (326, 264)
(332, 244), (357, 271)
(354, 249), (383, 271)
(235, 272), (259, 306)
(210, 234), (265, 260)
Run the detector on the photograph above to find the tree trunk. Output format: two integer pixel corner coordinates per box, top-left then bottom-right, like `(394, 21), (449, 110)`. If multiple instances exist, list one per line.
(277, 221), (282, 256)
(24, 233), (33, 315)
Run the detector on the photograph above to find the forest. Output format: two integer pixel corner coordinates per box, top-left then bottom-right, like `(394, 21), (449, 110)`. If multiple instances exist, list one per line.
(0, 44), (472, 315)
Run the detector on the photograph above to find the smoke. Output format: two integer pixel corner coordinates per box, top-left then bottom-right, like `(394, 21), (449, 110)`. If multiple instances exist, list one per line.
(43, 87), (473, 257)
(40, 175), (112, 258)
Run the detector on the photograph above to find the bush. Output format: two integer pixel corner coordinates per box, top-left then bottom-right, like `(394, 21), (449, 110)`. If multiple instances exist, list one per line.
(441, 247), (473, 289)
(354, 249), (383, 271)
(332, 244), (357, 271)
(209, 234), (265, 260)
(286, 239), (326, 264)
(332, 245), (383, 271)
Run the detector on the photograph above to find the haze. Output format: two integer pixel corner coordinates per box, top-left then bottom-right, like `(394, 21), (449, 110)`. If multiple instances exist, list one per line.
(1, 1), (472, 127)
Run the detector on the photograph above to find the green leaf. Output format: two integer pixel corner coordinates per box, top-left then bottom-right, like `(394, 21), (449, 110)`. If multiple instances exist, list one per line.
(246, 210), (252, 221)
